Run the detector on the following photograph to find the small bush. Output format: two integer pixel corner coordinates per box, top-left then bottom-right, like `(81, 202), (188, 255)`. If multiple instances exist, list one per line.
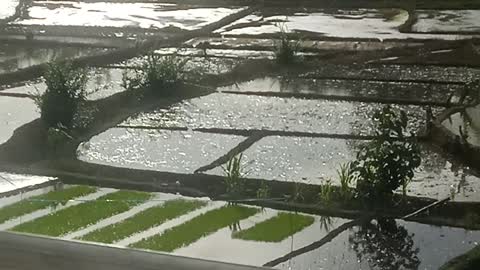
(351, 105), (421, 202)
(35, 61), (88, 129)
(274, 23), (300, 65)
(123, 53), (187, 95)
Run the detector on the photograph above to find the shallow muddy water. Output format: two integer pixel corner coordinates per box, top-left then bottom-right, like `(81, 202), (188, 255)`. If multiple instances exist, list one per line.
(217, 8), (478, 40)
(175, 209), (349, 266)
(121, 93), (431, 136)
(15, 1), (244, 30)
(414, 10), (480, 33)
(0, 43), (109, 74)
(277, 218), (480, 270)
(78, 129), (245, 174)
(217, 76), (462, 102)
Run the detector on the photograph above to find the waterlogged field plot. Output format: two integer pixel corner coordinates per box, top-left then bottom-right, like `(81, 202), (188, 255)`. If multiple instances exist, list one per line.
(207, 136), (480, 201)
(11, 190), (151, 236)
(216, 8), (477, 40)
(277, 219), (480, 270)
(122, 93), (430, 136)
(234, 213), (314, 242)
(78, 129), (245, 173)
(80, 199), (207, 244)
(0, 185), (95, 224)
(413, 10), (480, 33)
(217, 8), (408, 38)
(217, 77), (462, 102)
(0, 43), (109, 75)
(0, 0), (18, 19)
(132, 205), (259, 252)
(14, 1), (244, 30)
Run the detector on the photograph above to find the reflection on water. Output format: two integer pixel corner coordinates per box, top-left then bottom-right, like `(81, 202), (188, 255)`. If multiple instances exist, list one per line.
(0, 43), (108, 74)
(217, 76), (462, 102)
(278, 219), (480, 270)
(350, 218), (420, 270)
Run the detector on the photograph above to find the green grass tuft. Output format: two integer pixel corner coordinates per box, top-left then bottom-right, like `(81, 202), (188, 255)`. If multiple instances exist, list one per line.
(0, 186), (96, 224)
(80, 199), (207, 244)
(131, 205), (258, 252)
(11, 190), (151, 237)
(234, 212), (314, 242)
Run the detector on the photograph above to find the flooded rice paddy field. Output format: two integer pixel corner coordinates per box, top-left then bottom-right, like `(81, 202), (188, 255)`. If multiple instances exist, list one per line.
(217, 76), (463, 102)
(12, 1), (245, 30)
(119, 93), (433, 135)
(0, 184), (479, 269)
(215, 8), (480, 40)
(1, 1), (480, 268)
(0, 43), (110, 75)
(413, 10), (480, 33)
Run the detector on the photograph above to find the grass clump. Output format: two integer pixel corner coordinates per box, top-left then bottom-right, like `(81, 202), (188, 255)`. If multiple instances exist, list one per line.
(234, 212), (314, 242)
(318, 179), (334, 205)
(223, 154), (247, 199)
(34, 61), (89, 129)
(274, 23), (300, 65)
(123, 53), (187, 96)
(80, 199), (207, 244)
(11, 190), (151, 237)
(0, 186), (96, 224)
(131, 205), (258, 252)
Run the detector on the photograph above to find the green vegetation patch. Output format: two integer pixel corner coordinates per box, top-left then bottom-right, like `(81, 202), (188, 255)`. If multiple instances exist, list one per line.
(234, 212), (314, 242)
(131, 205), (258, 252)
(0, 186), (96, 224)
(80, 199), (207, 244)
(11, 190), (151, 237)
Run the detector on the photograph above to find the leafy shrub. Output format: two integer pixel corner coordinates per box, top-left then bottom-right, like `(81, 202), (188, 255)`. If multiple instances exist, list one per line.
(318, 179), (334, 205)
(351, 105), (421, 202)
(123, 53), (187, 95)
(35, 61), (88, 129)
